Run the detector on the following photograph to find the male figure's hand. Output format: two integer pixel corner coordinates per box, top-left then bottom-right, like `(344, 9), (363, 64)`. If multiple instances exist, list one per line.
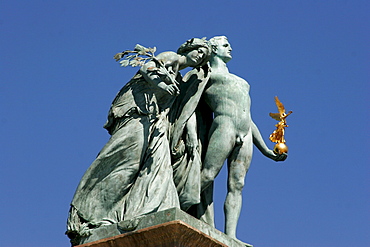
(266, 149), (287, 162)
(274, 152), (287, 162)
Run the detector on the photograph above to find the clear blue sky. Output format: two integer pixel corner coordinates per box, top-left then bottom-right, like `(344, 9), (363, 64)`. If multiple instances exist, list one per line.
(1, 1), (369, 246)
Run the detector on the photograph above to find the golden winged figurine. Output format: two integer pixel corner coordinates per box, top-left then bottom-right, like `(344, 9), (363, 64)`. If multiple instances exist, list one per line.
(269, 96), (292, 154)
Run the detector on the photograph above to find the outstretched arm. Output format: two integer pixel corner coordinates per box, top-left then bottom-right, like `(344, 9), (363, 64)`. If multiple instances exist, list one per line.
(251, 120), (286, 161)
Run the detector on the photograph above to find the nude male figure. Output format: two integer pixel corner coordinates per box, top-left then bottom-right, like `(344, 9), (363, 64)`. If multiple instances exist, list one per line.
(201, 36), (286, 240)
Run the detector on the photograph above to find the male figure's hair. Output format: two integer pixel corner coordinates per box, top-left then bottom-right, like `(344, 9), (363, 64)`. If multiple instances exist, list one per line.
(208, 36), (228, 51)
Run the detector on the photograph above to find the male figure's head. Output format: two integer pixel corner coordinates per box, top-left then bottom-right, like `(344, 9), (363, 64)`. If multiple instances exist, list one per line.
(209, 36), (232, 63)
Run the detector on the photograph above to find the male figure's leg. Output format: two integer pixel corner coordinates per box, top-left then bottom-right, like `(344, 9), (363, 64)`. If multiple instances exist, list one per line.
(201, 121), (235, 191)
(224, 134), (253, 238)
(200, 122), (235, 226)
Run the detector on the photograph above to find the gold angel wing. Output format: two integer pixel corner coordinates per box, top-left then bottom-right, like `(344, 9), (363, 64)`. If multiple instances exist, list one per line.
(274, 96), (286, 115)
(269, 112), (281, 121)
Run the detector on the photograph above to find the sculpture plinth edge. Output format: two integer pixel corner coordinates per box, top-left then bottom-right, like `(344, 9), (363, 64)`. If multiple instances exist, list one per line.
(74, 207), (252, 247)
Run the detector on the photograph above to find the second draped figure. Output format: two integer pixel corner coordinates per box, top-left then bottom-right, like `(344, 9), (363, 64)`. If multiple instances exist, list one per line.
(66, 38), (213, 244)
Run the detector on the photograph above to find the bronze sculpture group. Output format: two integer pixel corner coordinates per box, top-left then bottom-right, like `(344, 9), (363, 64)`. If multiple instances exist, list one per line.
(67, 36), (288, 245)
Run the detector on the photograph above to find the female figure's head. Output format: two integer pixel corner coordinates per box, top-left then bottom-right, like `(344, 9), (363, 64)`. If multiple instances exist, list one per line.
(177, 38), (211, 68)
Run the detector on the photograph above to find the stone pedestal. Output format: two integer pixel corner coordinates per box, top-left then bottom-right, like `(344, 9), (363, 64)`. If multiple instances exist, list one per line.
(77, 220), (226, 247)
(74, 207), (252, 247)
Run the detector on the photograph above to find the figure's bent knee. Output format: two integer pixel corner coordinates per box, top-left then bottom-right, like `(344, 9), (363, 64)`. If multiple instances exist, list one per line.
(202, 169), (217, 185)
(228, 178), (245, 193)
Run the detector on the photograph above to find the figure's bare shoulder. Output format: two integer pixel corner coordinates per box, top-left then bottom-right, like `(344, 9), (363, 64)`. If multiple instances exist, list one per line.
(210, 71), (233, 82)
(210, 71), (247, 84)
